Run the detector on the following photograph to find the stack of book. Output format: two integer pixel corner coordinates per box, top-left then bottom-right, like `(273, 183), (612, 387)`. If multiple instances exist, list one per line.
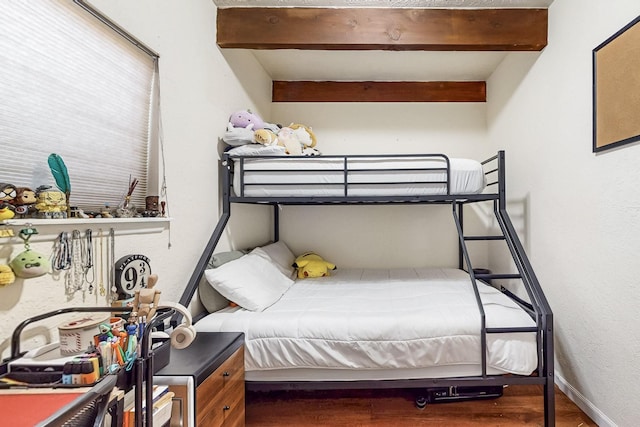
(122, 384), (174, 426)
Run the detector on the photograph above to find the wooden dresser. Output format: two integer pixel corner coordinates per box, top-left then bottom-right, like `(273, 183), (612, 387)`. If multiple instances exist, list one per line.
(154, 332), (245, 427)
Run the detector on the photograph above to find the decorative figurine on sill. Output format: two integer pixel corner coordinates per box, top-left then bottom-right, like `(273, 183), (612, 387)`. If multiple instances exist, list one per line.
(47, 153), (72, 218)
(0, 183), (17, 204)
(143, 196), (159, 217)
(133, 274), (161, 322)
(0, 203), (15, 220)
(34, 185), (67, 219)
(0, 183), (17, 220)
(100, 204), (113, 218)
(13, 187), (37, 218)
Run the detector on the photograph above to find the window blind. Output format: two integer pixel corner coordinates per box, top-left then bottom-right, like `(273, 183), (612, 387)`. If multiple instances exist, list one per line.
(0, 0), (158, 213)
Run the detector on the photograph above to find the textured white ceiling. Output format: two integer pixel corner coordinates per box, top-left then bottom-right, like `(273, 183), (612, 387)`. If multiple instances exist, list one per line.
(214, 0), (553, 8)
(215, 0), (552, 82)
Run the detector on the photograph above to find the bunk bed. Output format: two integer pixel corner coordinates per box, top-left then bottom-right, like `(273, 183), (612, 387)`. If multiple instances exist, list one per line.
(178, 150), (555, 426)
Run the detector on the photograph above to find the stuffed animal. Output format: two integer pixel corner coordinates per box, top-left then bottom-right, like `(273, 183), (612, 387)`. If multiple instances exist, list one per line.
(0, 264), (16, 286)
(223, 122), (256, 146)
(0, 204), (15, 220)
(293, 252), (336, 279)
(10, 249), (50, 278)
(277, 127), (304, 155)
(229, 109), (265, 131)
(276, 124), (321, 156)
(254, 128), (279, 146)
(289, 123), (317, 148)
(0, 183), (17, 220)
(34, 186), (67, 219)
(13, 187), (37, 218)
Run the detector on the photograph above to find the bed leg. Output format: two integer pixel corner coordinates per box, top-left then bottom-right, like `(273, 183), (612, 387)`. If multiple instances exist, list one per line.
(544, 378), (556, 426)
(415, 395), (427, 410)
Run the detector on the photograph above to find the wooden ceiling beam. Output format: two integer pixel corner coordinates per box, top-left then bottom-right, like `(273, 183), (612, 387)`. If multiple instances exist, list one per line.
(272, 81), (486, 102)
(217, 7), (547, 51)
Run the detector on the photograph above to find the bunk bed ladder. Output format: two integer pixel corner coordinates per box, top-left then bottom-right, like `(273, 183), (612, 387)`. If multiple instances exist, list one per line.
(494, 201), (555, 427)
(453, 201), (555, 427)
(493, 151), (554, 426)
(452, 150), (554, 426)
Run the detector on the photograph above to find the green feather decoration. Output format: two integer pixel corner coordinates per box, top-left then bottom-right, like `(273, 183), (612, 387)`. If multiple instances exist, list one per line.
(47, 153), (71, 193)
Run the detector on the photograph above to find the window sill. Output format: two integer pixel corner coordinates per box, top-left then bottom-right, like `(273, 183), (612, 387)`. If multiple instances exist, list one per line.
(1, 217), (170, 235)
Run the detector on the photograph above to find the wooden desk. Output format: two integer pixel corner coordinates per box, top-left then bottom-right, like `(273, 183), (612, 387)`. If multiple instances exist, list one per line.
(0, 383), (124, 427)
(1, 387), (89, 426)
(154, 332), (245, 427)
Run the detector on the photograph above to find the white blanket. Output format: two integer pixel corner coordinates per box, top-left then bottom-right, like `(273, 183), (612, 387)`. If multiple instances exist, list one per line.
(196, 268), (537, 377)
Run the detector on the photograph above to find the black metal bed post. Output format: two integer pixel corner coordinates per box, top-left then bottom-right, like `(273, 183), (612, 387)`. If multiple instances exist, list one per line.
(498, 151), (506, 210)
(457, 201), (464, 269)
(495, 150), (555, 426)
(451, 203), (487, 377)
(273, 204), (280, 242)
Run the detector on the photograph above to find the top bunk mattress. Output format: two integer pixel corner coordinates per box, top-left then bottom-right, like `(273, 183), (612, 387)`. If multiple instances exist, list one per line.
(226, 149), (487, 198)
(196, 267), (537, 377)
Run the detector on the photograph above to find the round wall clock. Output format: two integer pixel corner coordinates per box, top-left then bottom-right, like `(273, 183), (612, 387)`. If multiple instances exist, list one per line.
(114, 254), (152, 297)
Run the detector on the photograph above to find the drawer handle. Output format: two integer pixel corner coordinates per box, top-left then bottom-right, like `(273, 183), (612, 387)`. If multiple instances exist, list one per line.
(223, 405), (231, 411)
(222, 371), (230, 377)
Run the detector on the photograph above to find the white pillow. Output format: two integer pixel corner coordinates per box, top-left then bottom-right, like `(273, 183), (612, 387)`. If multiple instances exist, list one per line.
(254, 241), (296, 278)
(204, 252), (294, 311)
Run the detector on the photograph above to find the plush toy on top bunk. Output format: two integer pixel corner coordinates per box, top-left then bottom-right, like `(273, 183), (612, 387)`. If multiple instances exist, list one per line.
(254, 123), (320, 156)
(222, 109), (321, 156)
(222, 109), (279, 146)
(293, 252), (336, 278)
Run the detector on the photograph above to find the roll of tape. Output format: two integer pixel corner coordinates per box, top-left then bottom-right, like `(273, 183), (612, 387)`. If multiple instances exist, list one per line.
(58, 313), (109, 356)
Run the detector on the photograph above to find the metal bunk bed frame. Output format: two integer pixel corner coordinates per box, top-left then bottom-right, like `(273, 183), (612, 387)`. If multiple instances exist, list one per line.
(178, 150), (555, 426)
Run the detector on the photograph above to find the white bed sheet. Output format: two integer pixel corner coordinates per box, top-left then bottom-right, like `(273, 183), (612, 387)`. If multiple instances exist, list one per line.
(231, 156), (486, 197)
(196, 268), (537, 379)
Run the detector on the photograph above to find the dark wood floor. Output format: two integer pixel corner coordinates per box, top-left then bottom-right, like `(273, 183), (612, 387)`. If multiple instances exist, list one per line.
(246, 385), (596, 426)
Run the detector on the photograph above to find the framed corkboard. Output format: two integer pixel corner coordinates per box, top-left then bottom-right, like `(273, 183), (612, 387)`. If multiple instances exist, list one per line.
(593, 15), (640, 153)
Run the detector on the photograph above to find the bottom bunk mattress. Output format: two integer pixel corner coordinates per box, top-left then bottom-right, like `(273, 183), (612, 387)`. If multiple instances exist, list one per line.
(195, 267), (538, 381)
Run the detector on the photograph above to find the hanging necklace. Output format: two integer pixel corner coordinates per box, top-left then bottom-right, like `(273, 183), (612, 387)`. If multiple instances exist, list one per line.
(98, 229), (106, 298)
(109, 228), (117, 302)
(82, 229), (95, 293)
(71, 230), (84, 296)
(52, 232), (71, 272)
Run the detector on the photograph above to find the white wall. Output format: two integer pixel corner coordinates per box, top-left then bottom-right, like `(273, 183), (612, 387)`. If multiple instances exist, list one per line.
(487, 1), (640, 425)
(0, 0), (273, 354)
(272, 103), (491, 268)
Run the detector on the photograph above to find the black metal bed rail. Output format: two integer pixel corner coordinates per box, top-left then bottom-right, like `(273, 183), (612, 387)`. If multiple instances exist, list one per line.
(481, 152), (501, 189)
(246, 373), (549, 392)
(226, 152), (455, 200)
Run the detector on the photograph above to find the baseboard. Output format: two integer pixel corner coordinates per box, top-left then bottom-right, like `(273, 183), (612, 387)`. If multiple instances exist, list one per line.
(555, 374), (617, 427)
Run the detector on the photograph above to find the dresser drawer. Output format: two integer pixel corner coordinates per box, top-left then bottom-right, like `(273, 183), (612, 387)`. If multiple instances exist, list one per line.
(196, 346), (245, 426)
